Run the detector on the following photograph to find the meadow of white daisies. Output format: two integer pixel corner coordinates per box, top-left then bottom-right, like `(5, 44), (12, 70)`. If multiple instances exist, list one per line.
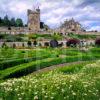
(0, 60), (100, 100)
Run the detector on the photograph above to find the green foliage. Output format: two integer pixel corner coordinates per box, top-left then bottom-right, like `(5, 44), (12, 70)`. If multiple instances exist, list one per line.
(3, 15), (10, 27)
(0, 57), (64, 79)
(57, 61), (93, 74)
(90, 47), (100, 53)
(77, 34), (96, 39)
(0, 47), (15, 59)
(0, 47), (100, 80)
(27, 41), (32, 47)
(33, 41), (37, 46)
(28, 34), (52, 39)
(10, 18), (16, 26)
(52, 33), (63, 40)
(28, 33), (63, 40)
(0, 15), (24, 27)
(0, 55), (49, 70)
(0, 47), (100, 100)
(0, 54), (99, 79)
(16, 18), (23, 27)
(0, 34), (24, 42)
(0, 61), (100, 100)
(68, 33), (97, 39)
(0, 17), (4, 26)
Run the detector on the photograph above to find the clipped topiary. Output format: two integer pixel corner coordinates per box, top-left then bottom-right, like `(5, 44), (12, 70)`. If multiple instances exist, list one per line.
(95, 38), (100, 46)
(50, 39), (58, 48)
(66, 38), (80, 47)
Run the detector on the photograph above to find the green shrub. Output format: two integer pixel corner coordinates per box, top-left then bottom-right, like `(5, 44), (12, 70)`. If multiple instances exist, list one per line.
(57, 61), (93, 74)
(82, 60), (100, 75)
(1, 54), (99, 79)
(0, 55), (49, 70)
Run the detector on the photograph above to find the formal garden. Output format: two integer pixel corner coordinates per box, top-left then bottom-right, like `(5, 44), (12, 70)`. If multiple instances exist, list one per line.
(0, 33), (100, 100)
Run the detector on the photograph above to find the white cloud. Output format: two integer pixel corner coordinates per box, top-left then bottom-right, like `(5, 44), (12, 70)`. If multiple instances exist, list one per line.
(71, 0), (84, 6)
(0, 0), (100, 31)
(9, 2), (31, 14)
(88, 26), (100, 31)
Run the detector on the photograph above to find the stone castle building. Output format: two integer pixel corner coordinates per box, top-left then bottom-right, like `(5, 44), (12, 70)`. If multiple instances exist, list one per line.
(27, 7), (40, 31)
(0, 7), (99, 35)
(59, 18), (84, 33)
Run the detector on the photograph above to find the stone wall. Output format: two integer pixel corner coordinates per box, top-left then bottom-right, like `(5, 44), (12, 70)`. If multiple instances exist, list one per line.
(0, 42), (28, 47)
(0, 26), (100, 35)
(0, 40), (95, 48)
(0, 27), (30, 34)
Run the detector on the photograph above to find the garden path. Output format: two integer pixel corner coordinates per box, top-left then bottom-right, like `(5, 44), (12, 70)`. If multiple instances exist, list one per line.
(30, 61), (89, 75)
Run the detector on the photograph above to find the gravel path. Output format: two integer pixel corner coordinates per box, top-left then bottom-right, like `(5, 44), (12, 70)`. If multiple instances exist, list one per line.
(31, 61), (89, 75)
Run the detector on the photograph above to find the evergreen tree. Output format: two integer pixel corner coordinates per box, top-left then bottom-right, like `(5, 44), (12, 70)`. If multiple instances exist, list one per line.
(3, 15), (10, 26)
(27, 41), (32, 47)
(33, 41), (37, 47)
(10, 18), (16, 26)
(16, 18), (23, 27)
(0, 15), (24, 27)
(0, 17), (3, 26)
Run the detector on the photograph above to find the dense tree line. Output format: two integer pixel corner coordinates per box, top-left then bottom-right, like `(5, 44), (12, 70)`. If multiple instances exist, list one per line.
(0, 15), (24, 27)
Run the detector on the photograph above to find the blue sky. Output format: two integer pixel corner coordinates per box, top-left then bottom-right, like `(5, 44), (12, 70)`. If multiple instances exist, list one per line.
(0, 0), (100, 31)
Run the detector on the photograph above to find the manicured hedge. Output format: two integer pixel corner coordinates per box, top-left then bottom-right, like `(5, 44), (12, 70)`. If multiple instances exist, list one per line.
(0, 57), (74, 79)
(95, 38), (100, 46)
(0, 55), (49, 70)
(66, 38), (80, 47)
(0, 55), (98, 79)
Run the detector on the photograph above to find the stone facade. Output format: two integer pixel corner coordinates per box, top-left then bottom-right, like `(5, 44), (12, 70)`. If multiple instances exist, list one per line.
(0, 8), (100, 35)
(59, 18), (84, 33)
(27, 7), (40, 32)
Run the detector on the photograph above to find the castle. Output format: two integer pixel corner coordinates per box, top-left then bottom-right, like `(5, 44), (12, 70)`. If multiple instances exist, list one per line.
(59, 18), (84, 33)
(27, 8), (84, 34)
(0, 7), (99, 35)
(27, 7), (40, 32)
(0, 7), (41, 34)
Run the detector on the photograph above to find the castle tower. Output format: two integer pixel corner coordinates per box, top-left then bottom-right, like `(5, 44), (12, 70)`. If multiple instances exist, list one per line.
(27, 7), (40, 31)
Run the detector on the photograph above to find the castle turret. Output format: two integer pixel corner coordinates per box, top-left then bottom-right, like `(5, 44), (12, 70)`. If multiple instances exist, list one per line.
(27, 7), (40, 32)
